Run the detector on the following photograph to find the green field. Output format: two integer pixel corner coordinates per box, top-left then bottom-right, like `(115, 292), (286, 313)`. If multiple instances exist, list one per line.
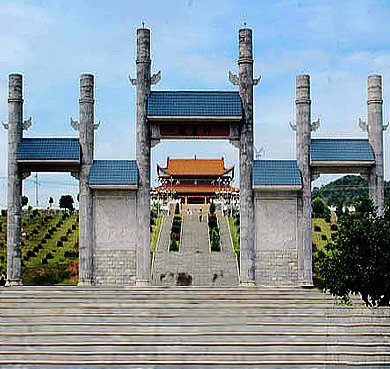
(0, 212), (163, 285)
(0, 213), (79, 285)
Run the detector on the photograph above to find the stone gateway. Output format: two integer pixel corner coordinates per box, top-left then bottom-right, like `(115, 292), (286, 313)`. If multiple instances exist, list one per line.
(4, 27), (386, 286)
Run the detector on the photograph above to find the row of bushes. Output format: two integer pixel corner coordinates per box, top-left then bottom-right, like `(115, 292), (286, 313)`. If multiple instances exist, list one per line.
(169, 203), (181, 252)
(208, 202), (220, 252)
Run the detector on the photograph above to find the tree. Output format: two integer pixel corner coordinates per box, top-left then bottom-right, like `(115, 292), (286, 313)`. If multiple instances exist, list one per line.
(49, 197), (54, 208)
(174, 202), (180, 215)
(22, 196), (29, 208)
(59, 195), (74, 213)
(316, 196), (390, 307)
(209, 201), (216, 215)
(311, 197), (331, 220)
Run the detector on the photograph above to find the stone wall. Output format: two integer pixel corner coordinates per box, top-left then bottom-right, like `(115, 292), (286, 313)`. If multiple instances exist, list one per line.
(92, 189), (137, 285)
(254, 190), (299, 285)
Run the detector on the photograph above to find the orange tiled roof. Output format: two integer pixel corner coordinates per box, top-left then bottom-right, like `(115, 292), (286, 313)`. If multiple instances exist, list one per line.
(158, 158), (234, 177)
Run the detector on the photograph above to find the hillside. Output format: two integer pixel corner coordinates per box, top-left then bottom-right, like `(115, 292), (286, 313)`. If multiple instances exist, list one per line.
(312, 175), (390, 206)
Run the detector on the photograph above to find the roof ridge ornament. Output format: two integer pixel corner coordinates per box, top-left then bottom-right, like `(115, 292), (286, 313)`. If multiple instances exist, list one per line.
(70, 117), (80, 132)
(22, 117), (32, 131)
(289, 121), (296, 131)
(228, 70), (261, 86)
(383, 122), (389, 131)
(151, 70), (161, 85)
(228, 71), (239, 86)
(358, 118), (368, 132)
(2, 121), (8, 130)
(311, 118), (320, 132)
(128, 75), (137, 86)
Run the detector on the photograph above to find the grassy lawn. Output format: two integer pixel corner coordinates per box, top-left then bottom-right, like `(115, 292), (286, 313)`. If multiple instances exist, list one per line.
(150, 215), (162, 254)
(312, 217), (338, 286)
(228, 216), (240, 266)
(312, 218), (336, 251)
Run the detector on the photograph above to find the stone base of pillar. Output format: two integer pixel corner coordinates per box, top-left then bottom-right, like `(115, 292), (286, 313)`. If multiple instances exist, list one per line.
(298, 280), (314, 288)
(240, 281), (256, 286)
(136, 278), (150, 286)
(5, 279), (23, 286)
(78, 279), (94, 286)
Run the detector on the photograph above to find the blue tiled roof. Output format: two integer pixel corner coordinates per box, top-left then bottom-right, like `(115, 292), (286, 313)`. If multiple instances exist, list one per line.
(311, 139), (375, 162)
(253, 160), (302, 187)
(89, 160), (138, 186)
(17, 138), (80, 161)
(148, 91), (242, 117)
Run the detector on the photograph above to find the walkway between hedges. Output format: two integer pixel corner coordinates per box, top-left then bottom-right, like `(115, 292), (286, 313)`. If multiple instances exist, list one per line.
(151, 205), (239, 286)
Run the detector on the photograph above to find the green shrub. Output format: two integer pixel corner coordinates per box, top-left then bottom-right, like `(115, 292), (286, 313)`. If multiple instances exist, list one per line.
(57, 241), (63, 247)
(60, 236), (68, 242)
(32, 209), (39, 217)
(25, 234), (30, 240)
(33, 228), (39, 234)
(174, 203), (180, 214)
(44, 233), (51, 240)
(169, 239), (179, 252)
(210, 201), (216, 215)
(41, 238), (46, 244)
(26, 250), (36, 258)
(211, 228), (220, 252)
(171, 223), (181, 234)
(208, 214), (218, 229)
(37, 244), (43, 249)
(33, 246), (39, 253)
(71, 224), (77, 230)
(1, 209), (7, 217)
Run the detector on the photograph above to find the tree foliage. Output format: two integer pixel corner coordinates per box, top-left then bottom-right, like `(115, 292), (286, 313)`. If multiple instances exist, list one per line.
(174, 202), (180, 215)
(316, 196), (390, 307)
(22, 196), (29, 207)
(59, 195), (74, 213)
(312, 197), (331, 220)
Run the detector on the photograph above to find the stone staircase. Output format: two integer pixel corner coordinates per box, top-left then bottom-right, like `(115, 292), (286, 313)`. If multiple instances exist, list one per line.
(1, 286), (390, 368)
(151, 205), (238, 286)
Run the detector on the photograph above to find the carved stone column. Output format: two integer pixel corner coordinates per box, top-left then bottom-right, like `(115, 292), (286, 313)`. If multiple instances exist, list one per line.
(296, 75), (312, 286)
(238, 28), (255, 285)
(367, 75), (385, 215)
(6, 74), (24, 286)
(135, 28), (151, 286)
(78, 74), (95, 286)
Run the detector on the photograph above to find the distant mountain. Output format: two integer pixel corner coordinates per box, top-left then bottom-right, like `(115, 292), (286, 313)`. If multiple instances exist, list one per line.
(312, 175), (390, 206)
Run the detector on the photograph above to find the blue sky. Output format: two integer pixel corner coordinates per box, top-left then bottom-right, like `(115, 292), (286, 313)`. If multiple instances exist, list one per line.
(0, 0), (389, 208)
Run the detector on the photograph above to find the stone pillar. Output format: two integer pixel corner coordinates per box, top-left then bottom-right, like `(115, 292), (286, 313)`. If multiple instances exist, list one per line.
(6, 74), (23, 286)
(78, 74), (95, 286)
(367, 75), (385, 215)
(135, 28), (151, 286)
(296, 75), (312, 286)
(238, 28), (255, 285)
